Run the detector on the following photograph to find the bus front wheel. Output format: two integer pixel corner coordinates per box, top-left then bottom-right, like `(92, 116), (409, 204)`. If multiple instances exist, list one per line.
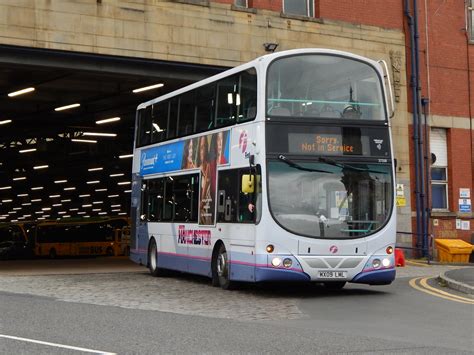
(213, 243), (235, 290)
(148, 238), (166, 277)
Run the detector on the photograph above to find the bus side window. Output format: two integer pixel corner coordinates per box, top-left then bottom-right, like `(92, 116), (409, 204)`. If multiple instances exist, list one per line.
(151, 101), (168, 144)
(216, 75), (239, 128)
(239, 68), (257, 122)
(163, 177), (174, 221)
(138, 106), (152, 146)
(148, 178), (164, 222)
(195, 84), (216, 133)
(178, 91), (196, 136)
(173, 175), (193, 222)
(217, 170), (238, 223)
(168, 97), (179, 140)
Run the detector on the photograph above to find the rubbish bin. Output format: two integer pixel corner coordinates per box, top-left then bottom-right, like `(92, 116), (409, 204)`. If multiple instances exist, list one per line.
(435, 239), (473, 263)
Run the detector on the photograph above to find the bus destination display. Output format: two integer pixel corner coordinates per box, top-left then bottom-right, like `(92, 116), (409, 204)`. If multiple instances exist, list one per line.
(266, 125), (390, 157)
(289, 133), (356, 154)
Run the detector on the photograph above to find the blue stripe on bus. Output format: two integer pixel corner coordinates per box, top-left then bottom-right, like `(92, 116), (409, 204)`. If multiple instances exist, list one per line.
(255, 267), (311, 282)
(351, 268), (396, 285)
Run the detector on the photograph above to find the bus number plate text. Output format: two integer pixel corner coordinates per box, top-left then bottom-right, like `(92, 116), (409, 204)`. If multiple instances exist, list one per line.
(318, 271), (347, 279)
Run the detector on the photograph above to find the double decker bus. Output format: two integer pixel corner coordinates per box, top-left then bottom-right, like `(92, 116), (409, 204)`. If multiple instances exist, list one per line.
(130, 48), (396, 289)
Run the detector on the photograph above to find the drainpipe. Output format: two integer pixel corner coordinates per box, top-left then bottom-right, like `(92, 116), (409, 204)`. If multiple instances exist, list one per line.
(405, 0), (423, 255)
(421, 97), (431, 259)
(413, 0), (428, 257)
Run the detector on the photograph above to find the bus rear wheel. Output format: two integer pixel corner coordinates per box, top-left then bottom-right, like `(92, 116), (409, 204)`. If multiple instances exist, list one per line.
(148, 238), (166, 277)
(213, 243), (235, 290)
(323, 281), (346, 290)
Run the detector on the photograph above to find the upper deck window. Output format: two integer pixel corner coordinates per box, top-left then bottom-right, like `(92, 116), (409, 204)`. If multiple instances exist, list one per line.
(266, 54), (385, 121)
(136, 68), (257, 148)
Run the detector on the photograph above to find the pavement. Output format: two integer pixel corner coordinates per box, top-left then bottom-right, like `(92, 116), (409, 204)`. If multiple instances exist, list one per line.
(439, 267), (474, 295)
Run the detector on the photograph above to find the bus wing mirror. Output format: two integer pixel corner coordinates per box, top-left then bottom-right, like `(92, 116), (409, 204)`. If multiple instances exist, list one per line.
(241, 174), (255, 194)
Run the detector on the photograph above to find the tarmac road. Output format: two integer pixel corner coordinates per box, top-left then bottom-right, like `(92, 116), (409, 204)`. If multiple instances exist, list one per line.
(0, 262), (472, 354)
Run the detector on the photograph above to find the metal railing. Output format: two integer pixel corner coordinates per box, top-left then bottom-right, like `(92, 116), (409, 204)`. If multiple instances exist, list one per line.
(396, 231), (434, 264)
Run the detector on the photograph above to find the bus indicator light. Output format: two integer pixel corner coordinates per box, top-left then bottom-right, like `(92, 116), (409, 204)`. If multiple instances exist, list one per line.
(266, 244), (274, 253)
(386, 246), (394, 254)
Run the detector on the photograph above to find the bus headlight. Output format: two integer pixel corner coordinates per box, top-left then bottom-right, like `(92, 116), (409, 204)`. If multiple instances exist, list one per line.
(282, 258), (292, 268)
(372, 259), (381, 268)
(271, 257), (282, 267)
(382, 258), (391, 267)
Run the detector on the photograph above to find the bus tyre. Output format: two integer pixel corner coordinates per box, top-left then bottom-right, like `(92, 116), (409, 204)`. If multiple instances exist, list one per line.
(213, 243), (235, 290)
(49, 248), (57, 259)
(148, 238), (166, 277)
(323, 281), (346, 290)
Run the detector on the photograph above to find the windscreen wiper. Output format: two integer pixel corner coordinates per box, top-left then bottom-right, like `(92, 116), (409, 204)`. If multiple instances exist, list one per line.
(318, 157), (385, 174)
(278, 155), (331, 173)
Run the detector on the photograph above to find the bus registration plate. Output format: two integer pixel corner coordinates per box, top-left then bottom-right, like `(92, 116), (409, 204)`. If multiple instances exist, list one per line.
(318, 271), (347, 279)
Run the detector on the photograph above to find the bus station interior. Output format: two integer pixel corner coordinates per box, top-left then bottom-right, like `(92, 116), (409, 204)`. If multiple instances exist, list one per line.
(0, 45), (225, 266)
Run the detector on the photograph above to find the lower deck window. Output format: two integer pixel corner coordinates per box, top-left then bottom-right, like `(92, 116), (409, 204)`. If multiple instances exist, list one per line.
(142, 173), (199, 223)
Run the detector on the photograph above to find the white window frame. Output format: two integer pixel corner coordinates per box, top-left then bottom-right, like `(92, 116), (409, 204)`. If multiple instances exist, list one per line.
(431, 167), (449, 211)
(430, 128), (449, 211)
(283, 0), (315, 17)
(468, 0), (474, 42)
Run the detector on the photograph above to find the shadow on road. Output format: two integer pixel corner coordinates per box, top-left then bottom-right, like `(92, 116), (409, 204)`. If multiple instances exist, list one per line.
(145, 270), (390, 299)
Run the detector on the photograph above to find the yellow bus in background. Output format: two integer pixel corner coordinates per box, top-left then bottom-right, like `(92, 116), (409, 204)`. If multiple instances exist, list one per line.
(35, 218), (129, 258)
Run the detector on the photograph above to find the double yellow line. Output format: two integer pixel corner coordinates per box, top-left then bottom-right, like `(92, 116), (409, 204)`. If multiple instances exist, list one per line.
(409, 277), (474, 304)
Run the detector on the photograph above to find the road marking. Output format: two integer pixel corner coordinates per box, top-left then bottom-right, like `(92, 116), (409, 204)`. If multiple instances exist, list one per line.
(409, 277), (474, 305)
(405, 260), (429, 267)
(0, 334), (116, 354)
(419, 278), (474, 302)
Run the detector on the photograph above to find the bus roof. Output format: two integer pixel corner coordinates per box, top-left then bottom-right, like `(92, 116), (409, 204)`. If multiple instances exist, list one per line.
(136, 48), (381, 110)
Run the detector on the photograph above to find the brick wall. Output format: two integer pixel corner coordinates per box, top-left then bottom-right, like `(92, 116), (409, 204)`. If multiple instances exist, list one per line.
(418, 0), (473, 119)
(318, 0), (403, 30)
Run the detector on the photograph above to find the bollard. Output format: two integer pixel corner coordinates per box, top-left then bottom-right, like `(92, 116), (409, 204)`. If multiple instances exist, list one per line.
(395, 248), (405, 267)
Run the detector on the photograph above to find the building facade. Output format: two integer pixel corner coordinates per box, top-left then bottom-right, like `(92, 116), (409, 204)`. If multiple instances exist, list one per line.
(0, 0), (472, 252)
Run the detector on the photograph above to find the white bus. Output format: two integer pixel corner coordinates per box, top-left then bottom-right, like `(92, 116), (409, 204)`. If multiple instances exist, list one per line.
(130, 48), (396, 290)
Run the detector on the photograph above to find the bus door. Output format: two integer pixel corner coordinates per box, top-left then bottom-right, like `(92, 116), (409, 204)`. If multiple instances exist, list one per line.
(216, 168), (259, 282)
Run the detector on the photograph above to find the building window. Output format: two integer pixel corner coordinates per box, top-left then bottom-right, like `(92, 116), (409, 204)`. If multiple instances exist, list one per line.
(468, 1), (474, 41)
(234, 0), (248, 7)
(430, 128), (448, 210)
(283, 0), (314, 17)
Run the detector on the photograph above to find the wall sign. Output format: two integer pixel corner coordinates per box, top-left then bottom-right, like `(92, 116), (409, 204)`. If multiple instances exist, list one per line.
(458, 199), (472, 213)
(459, 188), (470, 198)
